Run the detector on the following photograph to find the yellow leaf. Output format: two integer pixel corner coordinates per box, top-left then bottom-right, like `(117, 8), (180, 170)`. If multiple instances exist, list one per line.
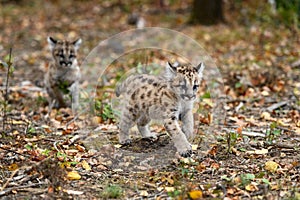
(8, 163), (18, 171)
(277, 119), (289, 127)
(189, 190), (203, 199)
(245, 183), (258, 191)
(82, 160), (91, 171)
(265, 161), (278, 173)
(67, 171), (81, 180)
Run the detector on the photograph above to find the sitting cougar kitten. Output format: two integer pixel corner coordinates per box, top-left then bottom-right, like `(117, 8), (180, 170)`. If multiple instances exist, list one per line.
(44, 37), (82, 114)
(116, 62), (205, 157)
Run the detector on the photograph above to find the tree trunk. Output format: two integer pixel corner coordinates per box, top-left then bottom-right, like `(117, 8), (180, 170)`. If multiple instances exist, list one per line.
(190, 0), (225, 25)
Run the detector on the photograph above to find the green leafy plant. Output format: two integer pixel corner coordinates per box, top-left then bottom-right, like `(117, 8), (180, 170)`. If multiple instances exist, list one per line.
(41, 149), (51, 156)
(27, 126), (36, 135)
(240, 173), (255, 187)
(95, 99), (116, 122)
(101, 104), (115, 121)
(227, 131), (240, 153)
(276, 0), (300, 27)
(102, 184), (123, 199)
(56, 151), (67, 161)
(167, 189), (181, 198)
(266, 122), (281, 143)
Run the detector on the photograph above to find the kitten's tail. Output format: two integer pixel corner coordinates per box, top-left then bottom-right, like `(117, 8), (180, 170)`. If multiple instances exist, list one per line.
(115, 82), (123, 97)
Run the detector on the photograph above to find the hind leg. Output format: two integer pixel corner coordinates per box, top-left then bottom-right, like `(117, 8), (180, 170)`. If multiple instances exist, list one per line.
(118, 106), (136, 145)
(137, 115), (157, 140)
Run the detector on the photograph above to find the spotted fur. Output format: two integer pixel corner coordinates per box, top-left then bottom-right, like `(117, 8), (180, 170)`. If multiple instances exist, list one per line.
(116, 62), (205, 157)
(44, 36), (82, 114)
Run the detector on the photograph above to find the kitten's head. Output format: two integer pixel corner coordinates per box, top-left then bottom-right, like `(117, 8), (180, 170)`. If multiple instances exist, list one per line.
(166, 62), (205, 101)
(47, 37), (82, 68)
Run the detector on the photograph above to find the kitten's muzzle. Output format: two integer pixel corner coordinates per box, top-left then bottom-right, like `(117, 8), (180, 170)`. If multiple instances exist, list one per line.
(60, 61), (72, 67)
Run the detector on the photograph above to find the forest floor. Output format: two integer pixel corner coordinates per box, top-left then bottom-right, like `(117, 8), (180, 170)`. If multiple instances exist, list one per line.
(0, 1), (300, 199)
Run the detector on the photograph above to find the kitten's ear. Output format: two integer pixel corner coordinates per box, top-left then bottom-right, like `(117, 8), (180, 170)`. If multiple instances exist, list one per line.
(167, 62), (177, 75)
(73, 38), (82, 50)
(47, 37), (57, 50)
(195, 62), (205, 75)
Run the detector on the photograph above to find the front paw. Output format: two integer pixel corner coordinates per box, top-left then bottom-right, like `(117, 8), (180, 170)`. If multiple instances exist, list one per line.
(120, 138), (132, 146)
(142, 133), (158, 141)
(177, 143), (192, 157)
(179, 149), (192, 157)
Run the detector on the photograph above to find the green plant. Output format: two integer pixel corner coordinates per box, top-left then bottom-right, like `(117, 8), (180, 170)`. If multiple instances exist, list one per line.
(266, 122), (281, 143)
(56, 151), (67, 161)
(95, 100), (116, 122)
(102, 184), (123, 199)
(227, 131), (240, 153)
(27, 126), (36, 135)
(101, 104), (115, 121)
(41, 149), (51, 156)
(276, 0), (300, 27)
(167, 189), (181, 198)
(240, 173), (255, 187)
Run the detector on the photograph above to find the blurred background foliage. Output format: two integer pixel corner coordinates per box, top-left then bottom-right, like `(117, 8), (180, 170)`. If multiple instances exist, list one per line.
(1, 0), (300, 28)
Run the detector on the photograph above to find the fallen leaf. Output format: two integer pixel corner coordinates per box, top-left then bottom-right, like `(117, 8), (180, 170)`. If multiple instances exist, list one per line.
(189, 190), (203, 199)
(75, 144), (85, 152)
(64, 189), (84, 195)
(140, 190), (149, 197)
(7, 163), (18, 171)
(245, 182), (259, 191)
(114, 144), (122, 148)
(164, 187), (175, 192)
(246, 149), (268, 155)
(261, 112), (272, 120)
(265, 161), (279, 173)
(67, 171), (81, 180)
(82, 160), (91, 171)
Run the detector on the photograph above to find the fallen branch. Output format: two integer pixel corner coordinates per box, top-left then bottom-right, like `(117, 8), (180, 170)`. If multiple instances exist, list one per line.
(0, 182), (47, 196)
(265, 142), (296, 149)
(266, 100), (289, 112)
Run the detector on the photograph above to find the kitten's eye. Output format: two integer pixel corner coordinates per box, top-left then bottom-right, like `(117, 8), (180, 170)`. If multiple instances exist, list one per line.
(193, 85), (199, 90)
(69, 54), (75, 59)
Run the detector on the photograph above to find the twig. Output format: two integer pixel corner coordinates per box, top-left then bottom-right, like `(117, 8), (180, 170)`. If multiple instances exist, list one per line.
(242, 131), (265, 138)
(2, 48), (13, 131)
(0, 168), (19, 191)
(0, 182), (47, 196)
(0, 146), (30, 157)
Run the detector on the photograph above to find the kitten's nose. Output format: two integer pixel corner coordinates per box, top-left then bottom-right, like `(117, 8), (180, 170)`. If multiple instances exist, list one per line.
(186, 94), (195, 99)
(181, 94), (195, 100)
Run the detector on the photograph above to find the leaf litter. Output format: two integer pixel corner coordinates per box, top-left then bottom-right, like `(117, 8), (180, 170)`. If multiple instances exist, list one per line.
(0, 0), (300, 199)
